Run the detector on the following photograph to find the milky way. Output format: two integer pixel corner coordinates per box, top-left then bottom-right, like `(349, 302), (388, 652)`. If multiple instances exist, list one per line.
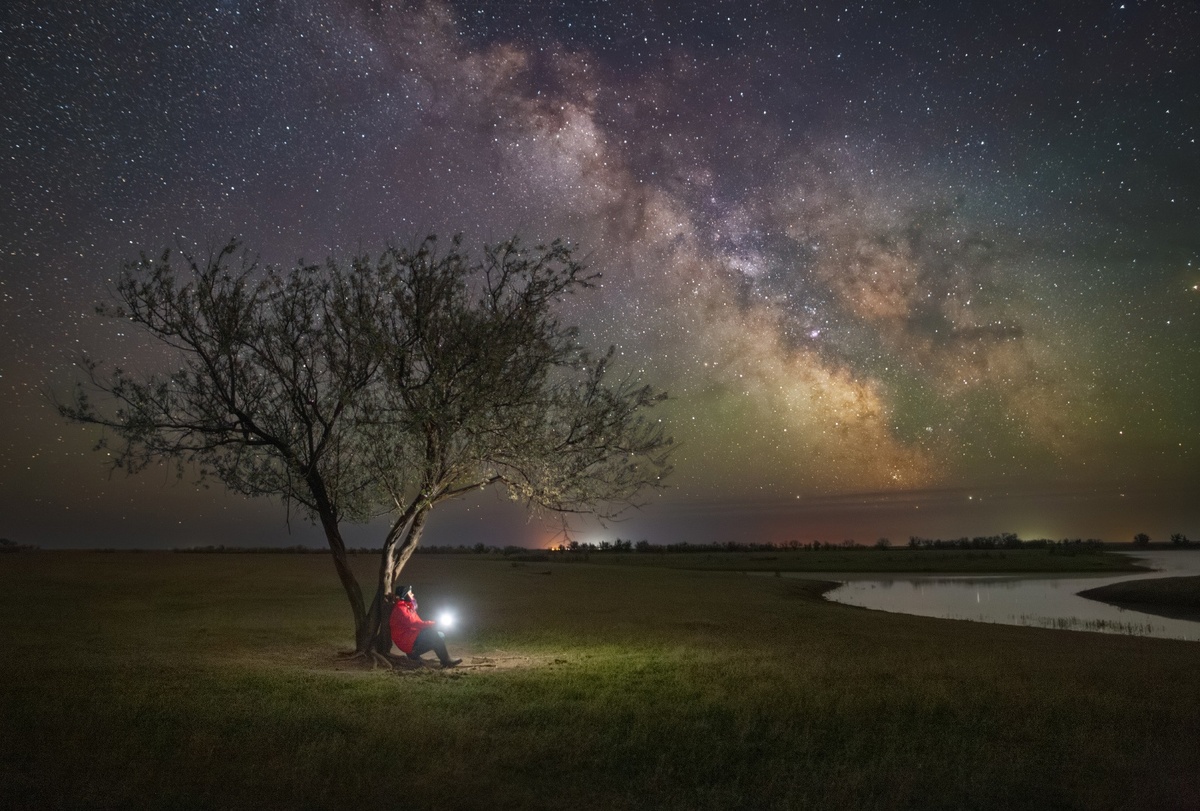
(2, 1), (1197, 546)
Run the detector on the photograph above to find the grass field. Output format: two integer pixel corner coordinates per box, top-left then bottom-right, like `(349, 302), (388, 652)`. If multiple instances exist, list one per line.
(2, 551), (1198, 810)
(509, 546), (1147, 573)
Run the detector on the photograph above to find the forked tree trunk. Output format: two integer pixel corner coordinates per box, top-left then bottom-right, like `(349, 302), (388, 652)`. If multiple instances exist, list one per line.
(367, 507), (430, 653)
(311, 468), (435, 658)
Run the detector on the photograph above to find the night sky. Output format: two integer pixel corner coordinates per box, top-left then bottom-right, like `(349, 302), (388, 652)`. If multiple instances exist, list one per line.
(2, 1), (1198, 549)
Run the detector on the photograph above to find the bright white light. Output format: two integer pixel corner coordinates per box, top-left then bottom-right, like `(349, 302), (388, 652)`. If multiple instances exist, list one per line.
(437, 610), (456, 630)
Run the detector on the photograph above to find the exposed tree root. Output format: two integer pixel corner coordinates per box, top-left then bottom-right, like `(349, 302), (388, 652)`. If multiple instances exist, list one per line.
(324, 650), (558, 674)
(333, 649), (432, 671)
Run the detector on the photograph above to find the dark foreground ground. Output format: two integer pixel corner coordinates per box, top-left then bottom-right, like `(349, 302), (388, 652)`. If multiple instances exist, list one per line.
(2, 551), (1198, 810)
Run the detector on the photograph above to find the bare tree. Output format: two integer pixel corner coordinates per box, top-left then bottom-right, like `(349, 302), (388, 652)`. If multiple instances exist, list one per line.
(59, 236), (672, 660)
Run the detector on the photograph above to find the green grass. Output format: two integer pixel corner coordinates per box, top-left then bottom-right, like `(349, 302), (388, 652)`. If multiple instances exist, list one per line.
(506, 547), (1147, 573)
(2, 552), (1198, 810)
(1080, 575), (1200, 622)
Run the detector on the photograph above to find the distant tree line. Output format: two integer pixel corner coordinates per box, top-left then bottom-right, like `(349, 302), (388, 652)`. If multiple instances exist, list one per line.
(417, 536), (1119, 554)
(0, 538), (38, 552)
(905, 534), (1107, 552)
(29, 532), (1195, 554)
(1133, 533), (1192, 547)
(908, 533), (1022, 549)
(172, 545), (381, 554)
(170, 534), (1191, 555)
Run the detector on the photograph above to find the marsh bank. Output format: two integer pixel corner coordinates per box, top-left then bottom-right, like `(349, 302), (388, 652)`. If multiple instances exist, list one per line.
(817, 550), (1200, 641)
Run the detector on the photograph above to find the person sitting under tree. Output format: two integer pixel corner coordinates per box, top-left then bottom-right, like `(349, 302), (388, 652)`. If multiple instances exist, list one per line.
(389, 585), (461, 668)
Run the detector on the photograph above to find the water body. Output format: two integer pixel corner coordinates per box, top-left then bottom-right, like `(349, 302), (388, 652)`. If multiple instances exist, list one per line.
(821, 550), (1200, 642)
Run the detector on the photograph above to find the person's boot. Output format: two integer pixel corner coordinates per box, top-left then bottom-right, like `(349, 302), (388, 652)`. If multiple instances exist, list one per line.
(441, 658), (462, 668)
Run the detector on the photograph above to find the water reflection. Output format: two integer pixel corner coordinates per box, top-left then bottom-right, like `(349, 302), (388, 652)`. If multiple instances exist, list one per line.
(821, 550), (1200, 641)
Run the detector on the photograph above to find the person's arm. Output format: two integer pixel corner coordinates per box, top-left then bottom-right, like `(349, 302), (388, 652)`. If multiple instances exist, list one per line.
(408, 599), (436, 627)
(401, 602), (435, 628)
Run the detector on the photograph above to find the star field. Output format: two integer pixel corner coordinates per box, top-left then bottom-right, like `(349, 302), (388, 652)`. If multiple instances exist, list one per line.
(1, 0), (1197, 547)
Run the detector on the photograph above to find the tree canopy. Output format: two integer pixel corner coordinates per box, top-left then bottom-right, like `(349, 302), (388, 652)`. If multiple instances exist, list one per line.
(60, 235), (672, 657)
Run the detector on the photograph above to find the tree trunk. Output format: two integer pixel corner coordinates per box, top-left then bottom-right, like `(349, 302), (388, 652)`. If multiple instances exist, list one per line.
(367, 505), (430, 654)
(317, 508), (372, 653)
(307, 474), (370, 653)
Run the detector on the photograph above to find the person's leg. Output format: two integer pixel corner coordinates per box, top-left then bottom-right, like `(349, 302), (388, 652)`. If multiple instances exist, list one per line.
(408, 628), (437, 659)
(410, 628), (459, 667)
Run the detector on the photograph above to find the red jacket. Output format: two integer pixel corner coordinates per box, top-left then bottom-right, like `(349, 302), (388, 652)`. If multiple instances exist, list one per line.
(389, 597), (434, 654)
